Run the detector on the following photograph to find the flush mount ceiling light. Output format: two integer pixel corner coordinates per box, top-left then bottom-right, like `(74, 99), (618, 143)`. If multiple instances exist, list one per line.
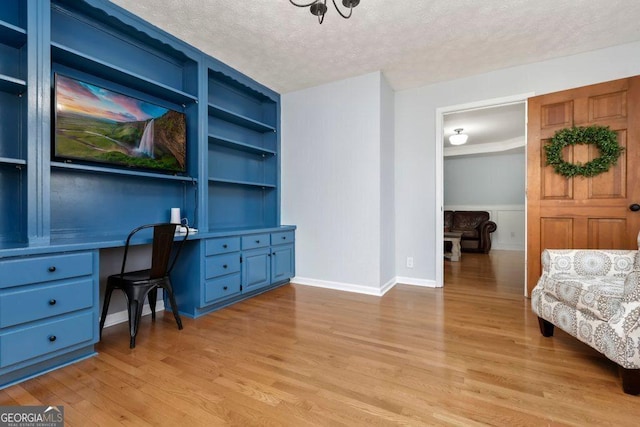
(449, 128), (469, 145)
(289, 0), (360, 24)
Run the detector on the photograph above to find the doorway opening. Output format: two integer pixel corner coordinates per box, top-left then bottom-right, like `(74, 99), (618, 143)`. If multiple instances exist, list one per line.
(435, 93), (533, 293)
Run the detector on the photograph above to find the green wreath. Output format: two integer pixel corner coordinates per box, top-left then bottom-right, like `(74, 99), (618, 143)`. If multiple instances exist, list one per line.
(544, 125), (623, 178)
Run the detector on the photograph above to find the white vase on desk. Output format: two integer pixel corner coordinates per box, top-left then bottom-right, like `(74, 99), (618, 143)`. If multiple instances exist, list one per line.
(170, 208), (181, 224)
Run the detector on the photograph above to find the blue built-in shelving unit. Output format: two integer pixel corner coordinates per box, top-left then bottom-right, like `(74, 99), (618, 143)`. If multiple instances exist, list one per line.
(0, 0), (293, 389)
(206, 66), (280, 231)
(47, 0), (202, 240)
(0, 0), (286, 245)
(0, 1), (27, 245)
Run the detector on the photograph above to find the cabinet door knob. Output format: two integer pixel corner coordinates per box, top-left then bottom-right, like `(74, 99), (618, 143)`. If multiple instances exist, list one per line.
(223, 286), (228, 291)
(48, 266), (56, 272)
(223, 264), (228, 269)
(48, 335), (57, 342)
(223, 244), (228, 249)
(49, 299), (57, 306)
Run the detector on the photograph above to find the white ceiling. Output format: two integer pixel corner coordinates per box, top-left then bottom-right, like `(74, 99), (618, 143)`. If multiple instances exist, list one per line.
(444, 103), (526, 145)
(443, 103), (526, 157)
(111, 0), (640, 94)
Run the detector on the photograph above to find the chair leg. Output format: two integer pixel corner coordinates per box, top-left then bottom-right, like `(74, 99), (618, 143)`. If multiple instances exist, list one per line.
(538, 317), (554, 337)
(148, 287), (158, 321)
(619, 367), (640, 395)
(99, 282), (116, 339)
(162, 278), (183, 330)
(124, 286), (150, 349)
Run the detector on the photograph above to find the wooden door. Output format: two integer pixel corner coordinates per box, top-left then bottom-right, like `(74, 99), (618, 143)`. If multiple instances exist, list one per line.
(527, 77), (640, 295)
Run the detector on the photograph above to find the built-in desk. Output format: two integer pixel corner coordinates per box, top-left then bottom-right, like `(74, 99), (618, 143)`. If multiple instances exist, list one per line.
(0, 225), (295, 389)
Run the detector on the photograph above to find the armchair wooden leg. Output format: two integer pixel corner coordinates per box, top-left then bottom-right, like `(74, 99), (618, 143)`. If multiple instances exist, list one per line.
(619, 367), (640, 395)
(537, 317), (554, 337)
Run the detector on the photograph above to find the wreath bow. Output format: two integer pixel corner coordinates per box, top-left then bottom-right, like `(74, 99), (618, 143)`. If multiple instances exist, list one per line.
(544, 125), (623, 178)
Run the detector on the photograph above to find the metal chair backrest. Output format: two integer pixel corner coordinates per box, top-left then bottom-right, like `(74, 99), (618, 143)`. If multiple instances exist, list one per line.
(120, 223), (190, 279)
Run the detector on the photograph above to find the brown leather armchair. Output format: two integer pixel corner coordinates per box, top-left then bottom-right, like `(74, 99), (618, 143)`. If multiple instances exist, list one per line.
(444, 210), (497, 253)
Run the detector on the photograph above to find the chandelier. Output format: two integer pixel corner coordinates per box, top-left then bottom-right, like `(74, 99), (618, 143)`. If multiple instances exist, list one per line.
(289, 0), (360, 24)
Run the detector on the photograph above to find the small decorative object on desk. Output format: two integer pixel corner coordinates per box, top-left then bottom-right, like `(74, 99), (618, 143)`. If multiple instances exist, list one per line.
(170, 207), (181, 224)
(177, 217), (197, 234)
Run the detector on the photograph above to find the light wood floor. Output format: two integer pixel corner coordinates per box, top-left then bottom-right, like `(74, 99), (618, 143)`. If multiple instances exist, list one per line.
(2, 251), (638, 425)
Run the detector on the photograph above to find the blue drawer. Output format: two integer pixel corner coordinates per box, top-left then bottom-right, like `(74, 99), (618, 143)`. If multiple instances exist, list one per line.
(0, 278), (94, 328)
(204, 273), (241, 303)
(0, 311), (94, 368)
(205, 253), (240, 279)
(205, 237), (240, 256)
(241, 234), (270, 250)
(271, 231), (294, 245)
(0, 252), (93, 289)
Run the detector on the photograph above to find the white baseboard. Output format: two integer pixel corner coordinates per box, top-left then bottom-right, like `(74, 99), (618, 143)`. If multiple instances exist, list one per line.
(292, 275), (439, 296)
(492, 243), (525, 251)
(380, 277), (396, 295)
(102, 301), (165, 329)
(395, 276), (439, 288)
(293, 277), (387, 296)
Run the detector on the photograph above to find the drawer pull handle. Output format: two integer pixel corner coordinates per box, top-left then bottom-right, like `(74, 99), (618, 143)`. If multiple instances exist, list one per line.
(282, 236), (287, 240)
(48, 266), (56, 272)
(256, 240), (260, 244)
(223, 244), (228, 249)
(223, 264), (228, 269)
(223, 286), (228, 291)
(48, 335), (57, 342)
(49, 299), (57, 306)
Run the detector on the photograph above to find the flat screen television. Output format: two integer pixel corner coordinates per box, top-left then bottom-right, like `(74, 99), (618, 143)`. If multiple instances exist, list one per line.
(53, 73), (187, 174)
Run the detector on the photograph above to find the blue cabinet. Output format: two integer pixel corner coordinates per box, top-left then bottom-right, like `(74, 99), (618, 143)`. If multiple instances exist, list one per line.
(272, 244), (295, 283)
(0, 250), (98, 386)
(242, 232), (295, 293)
(242, 247), (271, 292)
(171, 228), (295, 318)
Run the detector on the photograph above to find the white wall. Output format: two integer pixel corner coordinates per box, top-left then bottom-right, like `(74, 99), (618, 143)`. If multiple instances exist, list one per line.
(281, 72), (386, 293)
(444, 151), (525, 205)
(380, 75), (395, 288)
(396, 40), (640, 282)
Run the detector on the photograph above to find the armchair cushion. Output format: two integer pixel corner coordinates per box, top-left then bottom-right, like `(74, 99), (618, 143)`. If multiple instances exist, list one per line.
(541, 275), (624, 321)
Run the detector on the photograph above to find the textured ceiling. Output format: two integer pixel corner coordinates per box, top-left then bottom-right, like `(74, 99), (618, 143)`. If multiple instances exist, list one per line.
(111, 0), (640, 93)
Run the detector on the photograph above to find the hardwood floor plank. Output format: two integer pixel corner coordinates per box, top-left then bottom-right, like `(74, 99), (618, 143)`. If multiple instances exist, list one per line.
(1, 250), (638, 425)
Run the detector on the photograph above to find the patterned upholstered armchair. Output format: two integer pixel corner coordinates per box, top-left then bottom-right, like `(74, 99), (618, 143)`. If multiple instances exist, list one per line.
(531, 246), (640, 394)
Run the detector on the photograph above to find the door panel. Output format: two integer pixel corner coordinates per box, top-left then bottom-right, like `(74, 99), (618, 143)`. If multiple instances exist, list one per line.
(527, 76), (640, 295)
(242, 248), (270, 292)
(541, 144), (573, 199)
(271, 244), (294, 283)
(540, 218), (573, 249)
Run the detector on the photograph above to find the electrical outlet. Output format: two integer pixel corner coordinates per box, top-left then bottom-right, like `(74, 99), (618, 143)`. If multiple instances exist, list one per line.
(406, 257), (414, 268)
